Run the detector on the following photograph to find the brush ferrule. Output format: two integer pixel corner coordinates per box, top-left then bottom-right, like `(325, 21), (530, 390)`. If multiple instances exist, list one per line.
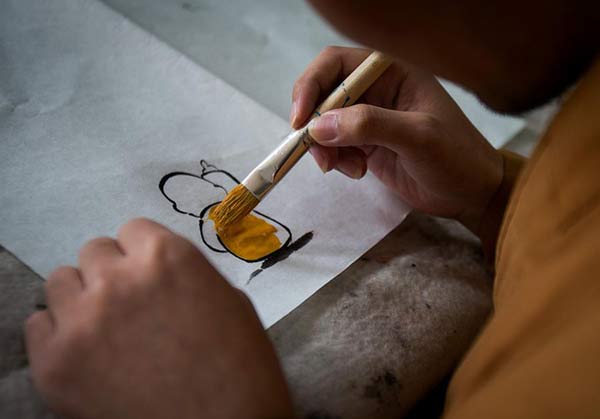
(242, 127), (312, 200)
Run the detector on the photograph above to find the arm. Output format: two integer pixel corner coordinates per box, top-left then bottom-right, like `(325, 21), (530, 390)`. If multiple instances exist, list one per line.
(472, 150), (526, 265)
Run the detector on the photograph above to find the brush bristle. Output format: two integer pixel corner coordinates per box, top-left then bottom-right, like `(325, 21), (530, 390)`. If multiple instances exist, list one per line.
(210, 184), (259, 232)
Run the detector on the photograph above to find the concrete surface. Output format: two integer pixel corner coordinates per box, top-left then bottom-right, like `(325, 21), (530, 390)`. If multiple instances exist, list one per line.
(270, 213), (493, 418)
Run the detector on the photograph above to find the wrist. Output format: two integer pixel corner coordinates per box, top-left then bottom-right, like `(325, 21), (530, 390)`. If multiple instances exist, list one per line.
(464, 149), (526, 265)
(457, 149), (504, 236)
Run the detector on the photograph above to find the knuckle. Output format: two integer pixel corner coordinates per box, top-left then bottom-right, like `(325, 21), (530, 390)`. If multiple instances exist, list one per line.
(351, 104), (377, 137)
(416, 113), (442, 137)
(118, 217), (156, 239)
(412, 114), (444, 150)
(322, 45), (343, 57)
(125, 216), (154, 230)
(145, 230), (175, 258)
(86, 260), (119, 286)
(82, 236), (113, 252)
(79, 236), (114, 263)
(93, 272), (119, 301)
(143, 230), (194, 270)
(95, 260), (118, 278)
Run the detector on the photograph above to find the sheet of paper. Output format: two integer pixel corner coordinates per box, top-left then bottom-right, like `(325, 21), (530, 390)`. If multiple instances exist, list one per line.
(102, 0), (525, 148)
(0, 0), (409, 327)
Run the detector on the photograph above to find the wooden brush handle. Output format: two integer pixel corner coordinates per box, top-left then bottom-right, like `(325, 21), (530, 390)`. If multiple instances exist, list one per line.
(312, 51), (393, 119)
(242, 51), (393, 201)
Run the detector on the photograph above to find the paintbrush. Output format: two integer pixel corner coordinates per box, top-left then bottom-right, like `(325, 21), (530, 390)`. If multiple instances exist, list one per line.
(210, 51), (393, 231)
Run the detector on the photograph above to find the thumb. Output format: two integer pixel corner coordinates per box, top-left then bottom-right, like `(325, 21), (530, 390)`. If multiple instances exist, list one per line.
(308, 104), (439, 157)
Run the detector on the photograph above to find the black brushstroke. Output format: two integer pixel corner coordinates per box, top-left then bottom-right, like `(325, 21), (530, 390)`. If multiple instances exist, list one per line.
(248, 269), (263, 283)
(261, 231), (313, 269)
(158, 160), (312, 280)
(247, 232), (313, 284)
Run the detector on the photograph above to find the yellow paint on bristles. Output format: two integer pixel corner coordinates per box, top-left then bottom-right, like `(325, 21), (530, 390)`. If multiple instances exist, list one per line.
(210, 184), (259, 232)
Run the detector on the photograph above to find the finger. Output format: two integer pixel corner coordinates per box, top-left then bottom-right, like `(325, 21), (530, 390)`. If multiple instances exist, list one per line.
(309, 144), (338, 173)
(25, 310), (54, 359)
(45, 266), (83, 318)
(235, 288), (255, 309)
(78, 237), (123, 281)
(291, 46), (371, 128)
(356, 144), (377, 157)
(335, 147), (368, 179)
(117, 217), (186, 258)
(308, 104), (438, 158)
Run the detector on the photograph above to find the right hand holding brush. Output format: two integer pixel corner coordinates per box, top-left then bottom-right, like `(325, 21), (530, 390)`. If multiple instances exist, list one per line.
(292, 46), (503, 236)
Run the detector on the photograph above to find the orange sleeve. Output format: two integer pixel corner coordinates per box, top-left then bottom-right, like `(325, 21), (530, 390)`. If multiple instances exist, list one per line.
(444, 59), (600, 419)
(476, 150), (526, 266)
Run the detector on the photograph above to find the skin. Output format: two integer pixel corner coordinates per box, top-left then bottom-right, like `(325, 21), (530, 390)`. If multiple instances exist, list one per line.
(293, 47), (502, 234)
(305, 0), (599, 114)
(26, 219), (292, 419)
(25, 1), (599, 418)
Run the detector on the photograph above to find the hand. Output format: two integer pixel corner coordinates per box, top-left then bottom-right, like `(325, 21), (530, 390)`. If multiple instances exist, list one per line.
(25, 218), (292, 419)
(292, 46), (503, 234)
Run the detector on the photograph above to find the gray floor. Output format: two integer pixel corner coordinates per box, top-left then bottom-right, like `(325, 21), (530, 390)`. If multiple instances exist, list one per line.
(270, 213), (494, 418)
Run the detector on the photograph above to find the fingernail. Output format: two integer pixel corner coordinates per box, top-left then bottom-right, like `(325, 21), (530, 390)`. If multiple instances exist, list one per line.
(308, 113), (338, 143)
(318, 161), (329, 174)
(337, 160), (366, 180)
(290, 101), (298, 127)
(309, 147), (331, 174)
(337, 166), (363, 180)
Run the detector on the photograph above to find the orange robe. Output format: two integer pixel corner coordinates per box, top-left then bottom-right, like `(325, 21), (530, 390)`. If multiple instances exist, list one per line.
(444, 60), (600, 418)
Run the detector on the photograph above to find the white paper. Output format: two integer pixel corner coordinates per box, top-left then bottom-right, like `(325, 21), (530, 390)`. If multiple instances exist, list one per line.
(101, 0), (525, 148)
(0, 0), (410, 327)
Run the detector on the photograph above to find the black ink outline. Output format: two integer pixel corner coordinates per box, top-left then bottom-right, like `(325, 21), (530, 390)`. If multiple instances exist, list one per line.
(197, 202), (292, 262)
(247, 231), (313, 284)
(158, 160), (313, 281)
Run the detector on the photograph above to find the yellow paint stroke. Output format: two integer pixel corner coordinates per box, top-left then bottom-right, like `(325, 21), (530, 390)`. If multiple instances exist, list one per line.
(209, 209), (281, 260)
